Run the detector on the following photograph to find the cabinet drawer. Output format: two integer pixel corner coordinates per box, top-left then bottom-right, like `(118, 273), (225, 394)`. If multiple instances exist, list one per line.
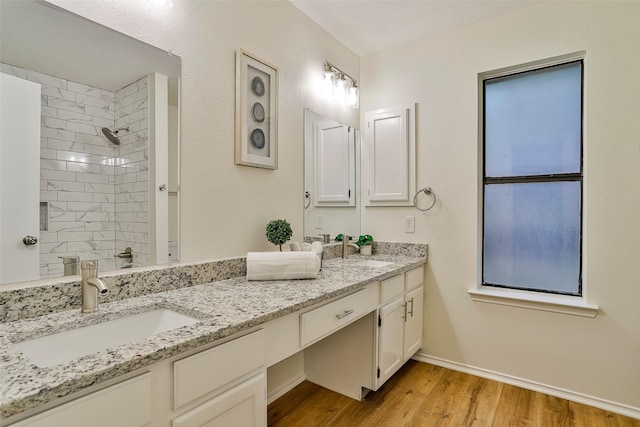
(172, 372), (265, 427)
(406, 266), (424, 291)
(13, 373), (151, 427)
(174, 329), (265, 409)
(300, 284), (377, 347)
(380, 274), (404, 304)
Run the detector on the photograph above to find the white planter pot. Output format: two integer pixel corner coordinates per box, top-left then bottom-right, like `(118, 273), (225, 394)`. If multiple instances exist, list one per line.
(360, 245), (372, 256)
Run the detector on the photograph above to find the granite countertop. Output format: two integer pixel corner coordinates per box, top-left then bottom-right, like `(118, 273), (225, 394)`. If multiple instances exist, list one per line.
(0, 253), (425, 421)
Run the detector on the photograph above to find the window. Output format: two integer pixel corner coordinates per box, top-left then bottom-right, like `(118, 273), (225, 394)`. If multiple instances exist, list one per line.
(482, 60), (583, 296)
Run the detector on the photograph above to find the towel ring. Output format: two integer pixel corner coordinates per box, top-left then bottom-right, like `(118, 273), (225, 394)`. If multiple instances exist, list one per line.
(413, 187), (436, 212)
(304, 191), (311, 209)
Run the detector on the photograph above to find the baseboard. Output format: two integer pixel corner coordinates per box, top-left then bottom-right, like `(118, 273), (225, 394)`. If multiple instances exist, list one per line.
(413, 353), (640, 420)
(267, 372), (306, 405)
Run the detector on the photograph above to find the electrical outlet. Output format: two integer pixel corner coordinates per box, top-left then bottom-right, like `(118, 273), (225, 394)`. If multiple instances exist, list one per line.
(315, 215), (323, 229)
(404, 216), (415, 233)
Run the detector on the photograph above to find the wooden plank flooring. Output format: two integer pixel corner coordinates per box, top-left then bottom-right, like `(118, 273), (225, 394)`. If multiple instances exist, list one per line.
(268, 360), (639, 426)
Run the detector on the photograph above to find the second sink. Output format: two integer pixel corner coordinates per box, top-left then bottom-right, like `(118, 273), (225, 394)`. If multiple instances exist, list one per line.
(14, 309), (200, 368)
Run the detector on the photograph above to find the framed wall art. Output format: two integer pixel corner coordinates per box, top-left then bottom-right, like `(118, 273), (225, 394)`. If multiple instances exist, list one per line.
(235, 49), (279, 169)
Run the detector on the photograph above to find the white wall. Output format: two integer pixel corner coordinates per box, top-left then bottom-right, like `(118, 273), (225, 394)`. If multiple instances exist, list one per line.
(49, 0), (639, 412)
(52, 0), (359, 259)
(361, 2), (640, 410)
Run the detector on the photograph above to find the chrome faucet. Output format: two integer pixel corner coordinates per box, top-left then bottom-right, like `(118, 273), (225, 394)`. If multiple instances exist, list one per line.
(81, 260), (109, 313)
(342, 235), (359, 258)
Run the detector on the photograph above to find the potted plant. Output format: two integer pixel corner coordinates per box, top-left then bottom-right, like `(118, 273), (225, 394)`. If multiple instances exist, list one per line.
(265, 219), (293, 251)
(356, 234), (374, 256)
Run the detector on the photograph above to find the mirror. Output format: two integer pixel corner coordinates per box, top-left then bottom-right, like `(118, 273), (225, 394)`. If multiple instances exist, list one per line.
(303, 109), (360, 241)
(0, 0), (181, 285)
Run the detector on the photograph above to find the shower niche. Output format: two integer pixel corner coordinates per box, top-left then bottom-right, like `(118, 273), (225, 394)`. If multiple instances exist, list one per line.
(0, 0), (181, 284)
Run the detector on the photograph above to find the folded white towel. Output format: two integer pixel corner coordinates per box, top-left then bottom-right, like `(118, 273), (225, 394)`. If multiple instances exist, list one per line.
(246, 251), (320, 281)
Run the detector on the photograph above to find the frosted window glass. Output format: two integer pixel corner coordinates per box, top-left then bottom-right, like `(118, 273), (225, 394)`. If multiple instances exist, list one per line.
(483, 182), (581, 294)
(485, 62), (582, 177)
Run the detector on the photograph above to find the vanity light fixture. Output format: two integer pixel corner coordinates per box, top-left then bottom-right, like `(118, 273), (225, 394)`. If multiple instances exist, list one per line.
(322, 62), (359, 109)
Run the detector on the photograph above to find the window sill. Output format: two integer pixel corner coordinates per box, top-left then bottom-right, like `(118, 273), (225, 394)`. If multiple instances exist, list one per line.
(468, 287), (599, 318)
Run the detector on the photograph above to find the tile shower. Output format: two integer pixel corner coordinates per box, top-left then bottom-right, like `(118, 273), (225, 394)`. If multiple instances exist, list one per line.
(1, 63), (149, 279)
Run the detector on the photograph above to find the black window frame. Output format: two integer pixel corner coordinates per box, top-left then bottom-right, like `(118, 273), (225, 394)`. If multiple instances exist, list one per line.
(481, 59), (584, 297)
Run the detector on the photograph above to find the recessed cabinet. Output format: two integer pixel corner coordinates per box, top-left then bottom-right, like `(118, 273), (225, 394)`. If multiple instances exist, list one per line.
(375, 266), (424, 389)
(363, 105), (416, 206)
(313, 119), (356, 207)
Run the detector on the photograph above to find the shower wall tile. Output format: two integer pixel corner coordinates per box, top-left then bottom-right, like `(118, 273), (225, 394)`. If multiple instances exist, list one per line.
(41, 159), (67, 170)
(58, 192), (93, 202)
(114, 76), (149, 270)
(27, 70), (67, 89)
(47, 181), (84, 192)
(41, 86), (76, 101)
(0, 63), (27, 78)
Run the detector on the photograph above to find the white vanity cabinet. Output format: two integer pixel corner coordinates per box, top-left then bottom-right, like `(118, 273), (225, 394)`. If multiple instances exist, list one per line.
(301, 267), (424, 399)
(10, 373), (153, 427)
(171, 329), (266, 427)
(172, 373), (265, 427)
(6, 263), (426, 426)
(375, 266), (424, 389)
(8, 331), (266, 427)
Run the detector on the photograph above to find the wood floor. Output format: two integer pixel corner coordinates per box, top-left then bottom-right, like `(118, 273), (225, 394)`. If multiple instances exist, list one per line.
(268, 360), (639, 427)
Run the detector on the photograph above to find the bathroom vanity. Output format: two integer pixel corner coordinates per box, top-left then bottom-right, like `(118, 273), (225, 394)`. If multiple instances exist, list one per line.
(0, 249), (426, 426)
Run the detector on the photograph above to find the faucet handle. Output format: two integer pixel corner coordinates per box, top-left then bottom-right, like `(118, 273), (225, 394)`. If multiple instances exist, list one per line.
(81, 260), (98, 270)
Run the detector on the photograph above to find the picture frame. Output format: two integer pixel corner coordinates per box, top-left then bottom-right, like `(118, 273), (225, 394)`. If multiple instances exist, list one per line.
(235, 49), (279, 169)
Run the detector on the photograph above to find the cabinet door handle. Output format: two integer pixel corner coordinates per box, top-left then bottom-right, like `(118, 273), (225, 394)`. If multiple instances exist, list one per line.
(408, 298), (414, 317)
(336, 309), (355, 319)
(402, 303), (407, 321)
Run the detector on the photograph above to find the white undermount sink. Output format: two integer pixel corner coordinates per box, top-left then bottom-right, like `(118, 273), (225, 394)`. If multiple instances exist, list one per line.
(352, 260), (393, 268)
(14, 309), (200, 368)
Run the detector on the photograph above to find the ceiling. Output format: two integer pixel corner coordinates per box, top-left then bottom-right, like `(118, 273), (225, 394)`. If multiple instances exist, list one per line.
(290, 0), (538, 56)
(0, 0), (180, 96)
(1, 1), (536, 94)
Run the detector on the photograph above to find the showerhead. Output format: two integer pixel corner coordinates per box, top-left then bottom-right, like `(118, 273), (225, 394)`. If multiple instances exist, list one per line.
(101, 127), (129, 145)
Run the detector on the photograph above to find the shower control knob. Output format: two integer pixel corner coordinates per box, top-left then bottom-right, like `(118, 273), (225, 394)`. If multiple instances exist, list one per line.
(22, 235), (38, 246)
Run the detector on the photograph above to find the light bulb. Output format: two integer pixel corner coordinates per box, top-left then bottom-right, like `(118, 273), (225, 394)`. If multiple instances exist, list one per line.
(348, 86), (359, 108)
(335, 75), (347, 105)
(321, 71), (334, 98)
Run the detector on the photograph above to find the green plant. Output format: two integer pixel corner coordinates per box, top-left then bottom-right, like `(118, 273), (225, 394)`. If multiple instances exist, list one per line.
(355, 234), (374, 247)
(265, 219), (293, 251)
